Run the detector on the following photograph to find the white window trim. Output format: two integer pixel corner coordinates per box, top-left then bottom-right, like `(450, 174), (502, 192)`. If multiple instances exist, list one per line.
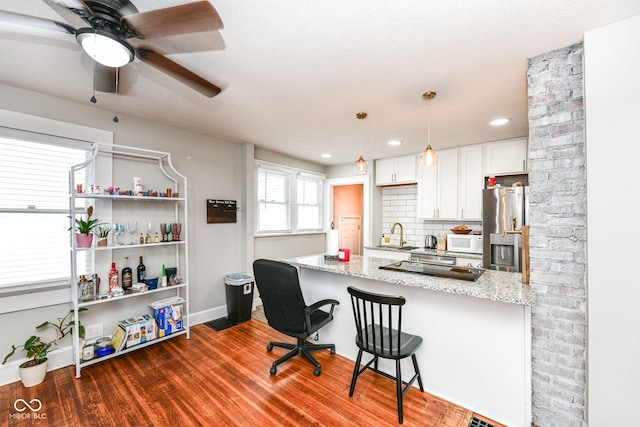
(0, 109), (113, 313)
(254, 160), (325, 237)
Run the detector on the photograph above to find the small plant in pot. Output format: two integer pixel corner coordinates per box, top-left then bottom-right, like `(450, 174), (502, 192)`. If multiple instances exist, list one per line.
(70, 206), (100, 248)
(94, 224), (111, 247)
(3, 308), (87, 387)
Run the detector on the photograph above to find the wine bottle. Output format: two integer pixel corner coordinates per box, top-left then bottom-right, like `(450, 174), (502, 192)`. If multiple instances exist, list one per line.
(122, 257), (133, 290)
(137, 256), (146, 283)
(108, 262), (119, 294)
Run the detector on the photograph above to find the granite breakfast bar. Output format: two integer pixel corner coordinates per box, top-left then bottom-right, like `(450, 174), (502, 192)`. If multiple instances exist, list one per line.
(284, 253), (534, 427)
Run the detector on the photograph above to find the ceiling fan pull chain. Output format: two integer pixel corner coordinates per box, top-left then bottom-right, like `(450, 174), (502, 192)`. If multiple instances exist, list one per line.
(113, 67), (119, 123)
(90, 58), (97, 104)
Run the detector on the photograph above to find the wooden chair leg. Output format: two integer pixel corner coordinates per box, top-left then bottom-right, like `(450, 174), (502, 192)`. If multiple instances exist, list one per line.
(412, 354), (424, 391)
(396, 359), (404, 424)
(349, 349), (364, 397)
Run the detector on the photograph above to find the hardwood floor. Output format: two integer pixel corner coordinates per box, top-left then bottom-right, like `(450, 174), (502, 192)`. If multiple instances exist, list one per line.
(0, 317), (498, 426)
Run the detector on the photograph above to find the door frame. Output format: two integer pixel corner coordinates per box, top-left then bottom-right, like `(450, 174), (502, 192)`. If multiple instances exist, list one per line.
(324, 175), (371, 250)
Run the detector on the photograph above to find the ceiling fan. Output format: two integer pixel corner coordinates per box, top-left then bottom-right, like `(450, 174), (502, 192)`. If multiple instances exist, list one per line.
(0, 0), (224, 97)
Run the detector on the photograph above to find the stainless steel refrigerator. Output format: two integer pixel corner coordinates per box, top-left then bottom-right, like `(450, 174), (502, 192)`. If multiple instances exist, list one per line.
(482, 186), (528, 272)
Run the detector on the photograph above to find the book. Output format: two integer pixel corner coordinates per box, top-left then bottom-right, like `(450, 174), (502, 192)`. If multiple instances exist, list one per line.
(110, 324), (127, 352)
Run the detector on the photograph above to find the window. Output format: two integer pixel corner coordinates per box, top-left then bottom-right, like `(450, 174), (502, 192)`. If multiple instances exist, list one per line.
(255, 162), (324, 235)
(0, 136), (91, 289)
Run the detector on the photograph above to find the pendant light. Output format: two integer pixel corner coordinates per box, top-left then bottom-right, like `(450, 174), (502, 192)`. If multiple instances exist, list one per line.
(420, 91), (437, 167)
(354, 112), (368, 175)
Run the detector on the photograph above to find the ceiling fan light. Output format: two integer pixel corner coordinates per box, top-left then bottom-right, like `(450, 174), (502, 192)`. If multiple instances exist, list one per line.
(76, 29), (134, 68)
(354, 155), (367, 174)
(421, 144), (437, 167)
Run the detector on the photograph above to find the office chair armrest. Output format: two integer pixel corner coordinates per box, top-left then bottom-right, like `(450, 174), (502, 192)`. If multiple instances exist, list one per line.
(305, 299), (340, 316)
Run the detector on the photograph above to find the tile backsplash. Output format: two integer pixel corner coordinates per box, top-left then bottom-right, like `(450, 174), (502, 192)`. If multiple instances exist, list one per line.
(380, 185), (481, 247)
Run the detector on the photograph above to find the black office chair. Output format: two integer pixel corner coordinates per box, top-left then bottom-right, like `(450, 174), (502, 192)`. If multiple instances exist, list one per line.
(252, 259), (339, 376)
(347, 286), (424, 424)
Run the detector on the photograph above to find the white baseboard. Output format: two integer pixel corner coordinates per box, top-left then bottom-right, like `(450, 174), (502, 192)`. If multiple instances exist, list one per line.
(0, 299), (262, 387)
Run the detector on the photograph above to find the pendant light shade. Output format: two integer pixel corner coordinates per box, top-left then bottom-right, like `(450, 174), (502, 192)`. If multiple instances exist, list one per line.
(420, 91), (437, 167)
(421, 144), (436, 167)
(353, 112), (368, 175)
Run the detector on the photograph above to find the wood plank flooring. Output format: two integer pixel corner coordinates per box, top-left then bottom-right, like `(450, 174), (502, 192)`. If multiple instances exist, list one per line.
(0, 318), (498, 426)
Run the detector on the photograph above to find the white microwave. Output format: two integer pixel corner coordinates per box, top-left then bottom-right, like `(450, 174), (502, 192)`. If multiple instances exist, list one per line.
(446, 234), (483, 254)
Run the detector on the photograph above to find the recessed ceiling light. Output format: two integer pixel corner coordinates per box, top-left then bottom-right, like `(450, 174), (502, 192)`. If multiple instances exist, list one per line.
(321, 153), (332, 158)
(490, 118), (511, 126)
(388, 140), (402, 146)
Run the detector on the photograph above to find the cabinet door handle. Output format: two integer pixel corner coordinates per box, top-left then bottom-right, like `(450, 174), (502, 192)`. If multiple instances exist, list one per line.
(523, 159), (526, 171)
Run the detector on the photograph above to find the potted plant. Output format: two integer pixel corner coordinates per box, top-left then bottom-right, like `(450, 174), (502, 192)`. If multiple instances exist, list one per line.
(3, 308), (87, 387)
(70, 206), (100, 248)
(94, 224), (111, 247)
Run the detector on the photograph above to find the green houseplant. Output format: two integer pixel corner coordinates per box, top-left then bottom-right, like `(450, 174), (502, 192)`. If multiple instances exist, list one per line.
(70, 206), (100, 247)
(3, 308), (87, 387)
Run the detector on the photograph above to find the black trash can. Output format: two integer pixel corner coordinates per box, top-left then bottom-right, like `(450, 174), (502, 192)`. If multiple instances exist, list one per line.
(224, 273), (255, 323)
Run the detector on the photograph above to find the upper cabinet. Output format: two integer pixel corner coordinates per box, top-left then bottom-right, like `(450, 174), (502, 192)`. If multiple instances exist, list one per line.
(417, 148), (458, 220)
(483, 138), (528, 175)
(375, 154), (417, 186)
(417, 146), (483, 221)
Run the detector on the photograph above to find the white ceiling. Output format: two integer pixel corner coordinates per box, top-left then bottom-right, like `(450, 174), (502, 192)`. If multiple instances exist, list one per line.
(1, 1), (639, 166)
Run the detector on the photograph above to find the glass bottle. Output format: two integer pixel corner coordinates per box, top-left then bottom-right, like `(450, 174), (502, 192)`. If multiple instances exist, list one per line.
(137, 256), (146, 283)
(108, 262), (119, 294)
(122, 257), (133, 291)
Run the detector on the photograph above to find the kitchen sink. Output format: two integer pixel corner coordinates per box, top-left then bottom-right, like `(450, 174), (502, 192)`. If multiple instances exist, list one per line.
(376, 245), (419, 251)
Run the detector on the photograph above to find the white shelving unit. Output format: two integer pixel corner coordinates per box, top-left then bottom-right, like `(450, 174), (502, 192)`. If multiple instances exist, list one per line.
(69, 143), (189, 378)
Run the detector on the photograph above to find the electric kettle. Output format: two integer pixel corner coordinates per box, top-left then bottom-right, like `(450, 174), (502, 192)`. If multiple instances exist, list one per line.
(424, 235), (437, 249)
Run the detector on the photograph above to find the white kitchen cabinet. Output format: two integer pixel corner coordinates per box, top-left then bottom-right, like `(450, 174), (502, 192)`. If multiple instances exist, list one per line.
(417, 146), (483, 221)
(375, 154), (417, 186)
(417, 148), (458, 219)
(458, 145), (484, 220)
(484, 137), (528, 175)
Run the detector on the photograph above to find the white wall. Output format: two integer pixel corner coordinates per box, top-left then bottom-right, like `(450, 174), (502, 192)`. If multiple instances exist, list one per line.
(0, 84), (249, 383)
(584, 14), (640, 425)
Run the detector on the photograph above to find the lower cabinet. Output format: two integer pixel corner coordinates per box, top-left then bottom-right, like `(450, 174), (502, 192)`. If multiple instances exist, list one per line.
(363, 248), (411, 261)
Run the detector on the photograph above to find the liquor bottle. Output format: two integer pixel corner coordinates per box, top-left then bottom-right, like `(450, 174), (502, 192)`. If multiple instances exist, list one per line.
(122, 257), (133, 291)
(161, 264), (167, 288)
(137, 256), (146, 283)
(154, 232), (160, 243)
(145, 233), (152, 244)
(108, 262), (119, 294)
(139, 233), (144, 244)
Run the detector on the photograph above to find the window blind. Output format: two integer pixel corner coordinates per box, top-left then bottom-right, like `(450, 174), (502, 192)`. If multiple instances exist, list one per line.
(0, 136), (90, 288)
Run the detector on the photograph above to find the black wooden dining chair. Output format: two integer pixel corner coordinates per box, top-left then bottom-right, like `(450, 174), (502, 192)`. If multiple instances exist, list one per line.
(252, 259), (339, 376)
(347, 286), (424, 424)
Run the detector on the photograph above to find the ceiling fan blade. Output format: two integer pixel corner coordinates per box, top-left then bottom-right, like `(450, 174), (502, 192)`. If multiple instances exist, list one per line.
(0, 10), (76, 34)
(123, 1), (224, 39)
(41, 0), (93, 27)
(136, 49), (221, 98)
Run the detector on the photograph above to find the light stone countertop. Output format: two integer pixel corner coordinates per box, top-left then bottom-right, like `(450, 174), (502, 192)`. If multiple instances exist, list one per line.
(285, 253), (535, 306)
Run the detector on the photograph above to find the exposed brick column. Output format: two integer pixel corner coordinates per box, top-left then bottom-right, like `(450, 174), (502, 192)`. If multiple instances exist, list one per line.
(527, 42), (587, 427)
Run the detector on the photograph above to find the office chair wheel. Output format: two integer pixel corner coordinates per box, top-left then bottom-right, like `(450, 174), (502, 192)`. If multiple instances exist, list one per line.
(267, 344), (273, 351)
(313, 367), (321, 377)
(270, 364), (277, 375)
(330, 348), (335, 354)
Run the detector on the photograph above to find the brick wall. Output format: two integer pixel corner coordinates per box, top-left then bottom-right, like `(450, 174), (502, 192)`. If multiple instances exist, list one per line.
(527, 43), (587, 427)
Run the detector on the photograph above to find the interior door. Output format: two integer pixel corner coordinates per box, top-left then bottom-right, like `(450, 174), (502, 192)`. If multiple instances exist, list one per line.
(339, 215), (361, 255)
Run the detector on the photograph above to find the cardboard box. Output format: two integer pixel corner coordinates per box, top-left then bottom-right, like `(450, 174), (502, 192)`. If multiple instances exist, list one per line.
(119, 315), (157, 349)
(150, 297), (184, 338)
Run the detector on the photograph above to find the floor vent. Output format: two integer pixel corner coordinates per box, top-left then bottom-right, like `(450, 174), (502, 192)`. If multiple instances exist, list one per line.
(469, 417), (496, 427)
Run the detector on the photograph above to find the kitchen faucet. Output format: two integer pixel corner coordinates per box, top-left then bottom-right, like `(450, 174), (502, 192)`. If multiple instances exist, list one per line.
(391, 222), (407, 247)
